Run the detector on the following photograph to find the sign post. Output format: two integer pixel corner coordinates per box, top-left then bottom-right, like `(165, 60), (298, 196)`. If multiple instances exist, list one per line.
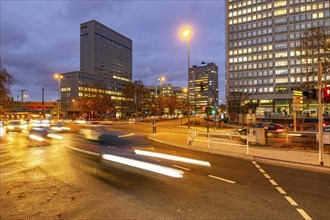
(292, 91), (303, 132)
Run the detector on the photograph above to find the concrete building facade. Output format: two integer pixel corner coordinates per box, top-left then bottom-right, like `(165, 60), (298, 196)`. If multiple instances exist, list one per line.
(189, 61), (219, 114)
(61, 20), (133, 117)
(226, 0), (330, 118)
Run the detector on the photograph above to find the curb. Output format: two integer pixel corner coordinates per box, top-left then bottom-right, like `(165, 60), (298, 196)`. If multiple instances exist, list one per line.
(148, 135), (254, 161)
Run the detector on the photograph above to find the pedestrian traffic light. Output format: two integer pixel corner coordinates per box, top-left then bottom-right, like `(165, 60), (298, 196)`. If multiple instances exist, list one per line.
(302, 89), (317, 99)
(200, 82), (206, 91)
(324, 87), (330, 102)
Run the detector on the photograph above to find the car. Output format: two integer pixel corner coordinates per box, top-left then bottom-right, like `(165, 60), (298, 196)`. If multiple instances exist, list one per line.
(79, 126), (104, 141)
(6, 120), (27, 133)
(128, 118), (136, 123)
(265, 123), (287, 137)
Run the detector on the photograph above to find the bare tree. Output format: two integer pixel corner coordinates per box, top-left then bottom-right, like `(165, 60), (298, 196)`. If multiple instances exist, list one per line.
(123, 80), (149, 116)
(296, 27), (330, 90)
(0, 59), (14, 104)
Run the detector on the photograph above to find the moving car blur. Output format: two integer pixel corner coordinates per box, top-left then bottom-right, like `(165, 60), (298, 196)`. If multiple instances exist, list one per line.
(5, 120), (27, 133)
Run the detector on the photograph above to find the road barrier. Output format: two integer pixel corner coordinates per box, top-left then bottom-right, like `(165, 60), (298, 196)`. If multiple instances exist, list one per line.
(187, 129), (250, 154)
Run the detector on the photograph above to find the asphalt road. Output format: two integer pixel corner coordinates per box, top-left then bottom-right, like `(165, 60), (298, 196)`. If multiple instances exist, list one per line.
(0, 122), (329, 219)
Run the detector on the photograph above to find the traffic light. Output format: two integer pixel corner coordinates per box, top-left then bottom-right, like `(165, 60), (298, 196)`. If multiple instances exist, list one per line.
(211, 109), (216, 115)
(302, 89), (317, 99)
(324, 87), (330, 102)
(200, 82), (206, 91)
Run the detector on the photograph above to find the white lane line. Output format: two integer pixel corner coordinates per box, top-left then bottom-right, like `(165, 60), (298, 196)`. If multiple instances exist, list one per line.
(269, 179), (278, 186)
(297, 208), (312, 220)
(208, 175), (236, 184)
(276, 187), (287, 195)
(173, 164), (190, 171)
(285, 196), (298, 206)
(263, 173), (271, 179)
(252, 161), (312, 219)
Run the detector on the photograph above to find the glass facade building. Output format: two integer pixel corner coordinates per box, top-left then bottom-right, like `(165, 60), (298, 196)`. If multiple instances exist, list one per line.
(226, 0), (330, 116)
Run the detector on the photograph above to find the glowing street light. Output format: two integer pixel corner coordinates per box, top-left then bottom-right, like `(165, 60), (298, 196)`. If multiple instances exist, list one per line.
(182, 28), (191, 128)
(158, 76), (165, 85)
(54, 73), (63, 121)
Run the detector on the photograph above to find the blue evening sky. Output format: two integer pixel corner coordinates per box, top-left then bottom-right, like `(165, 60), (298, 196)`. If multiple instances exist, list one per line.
(1, 0), (226, 102)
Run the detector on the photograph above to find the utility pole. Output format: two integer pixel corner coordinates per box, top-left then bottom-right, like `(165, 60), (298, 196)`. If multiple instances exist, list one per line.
(318, 59), (324, 166)
(19, 89), (27, 102)
(42, 88), (45, 118)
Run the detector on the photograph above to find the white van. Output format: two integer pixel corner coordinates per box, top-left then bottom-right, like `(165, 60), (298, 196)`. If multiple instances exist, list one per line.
(302, 109), (317, 117)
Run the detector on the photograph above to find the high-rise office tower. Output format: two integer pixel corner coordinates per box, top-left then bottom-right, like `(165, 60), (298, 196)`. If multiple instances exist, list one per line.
(80, 20), (132, 90)
(189, 61), (219, 114)
(226, 0), (330, 116)
(61, 20), (133, 116)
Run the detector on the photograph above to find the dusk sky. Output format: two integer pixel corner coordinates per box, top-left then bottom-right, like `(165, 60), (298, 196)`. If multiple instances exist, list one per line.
(1, 1), (226, 102)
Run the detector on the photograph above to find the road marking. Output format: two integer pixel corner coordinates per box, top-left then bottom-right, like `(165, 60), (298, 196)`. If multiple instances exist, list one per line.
(208, 175), (236, 184)
(269, 179), (278, 186)
(252, 161), (311, 219)
(285, 196), (298, 206)
(297, 208), (312, 220)
(276, 187), (286, 195)
(259, 168), (266, 173)
(173, 165), (190, 171)
(263, 173), (271, 179)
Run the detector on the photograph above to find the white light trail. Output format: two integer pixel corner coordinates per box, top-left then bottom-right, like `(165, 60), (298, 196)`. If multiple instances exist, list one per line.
(118, 133), (135, 138)
(102, 154), (184, 178)
(47, 134), (63, 140)
(134, 150), (211, 167)
(29, 134), (45, 142)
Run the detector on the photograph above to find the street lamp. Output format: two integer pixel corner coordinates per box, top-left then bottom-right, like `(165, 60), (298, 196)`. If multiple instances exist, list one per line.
(54, 73), (63, 121)
(182, 28), (191, 128)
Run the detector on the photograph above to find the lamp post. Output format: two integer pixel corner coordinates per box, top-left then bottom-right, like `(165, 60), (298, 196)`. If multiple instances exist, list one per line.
(54, 73), (63, 121)
(182, 28), (191, 128)
(158, 76), (165, 95)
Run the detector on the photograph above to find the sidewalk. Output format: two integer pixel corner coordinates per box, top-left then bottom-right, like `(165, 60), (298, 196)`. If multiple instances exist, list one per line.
(148, 127), (330, 172)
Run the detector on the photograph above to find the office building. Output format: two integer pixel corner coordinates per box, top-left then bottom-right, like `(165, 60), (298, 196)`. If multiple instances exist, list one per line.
(189, 61), (219, 114)
(62, 20), (133, 117)
(226, 0), (330, 116)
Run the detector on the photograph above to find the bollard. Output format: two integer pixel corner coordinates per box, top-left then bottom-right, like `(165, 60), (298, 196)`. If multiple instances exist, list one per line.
(153, 120), (156, 134)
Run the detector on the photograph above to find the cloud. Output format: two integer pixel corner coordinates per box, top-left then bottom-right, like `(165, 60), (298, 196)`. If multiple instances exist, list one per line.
(1, 1), (226, 101)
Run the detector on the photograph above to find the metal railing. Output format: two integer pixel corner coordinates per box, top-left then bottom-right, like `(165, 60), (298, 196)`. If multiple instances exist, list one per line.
(187, 129), (250, 154)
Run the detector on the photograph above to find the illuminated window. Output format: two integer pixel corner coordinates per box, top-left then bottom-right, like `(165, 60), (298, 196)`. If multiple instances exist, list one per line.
(275, 52), (287, 58)
(275, 61), (288, 66)
(275, 0), (286, 7)
(275, 9), (287, 16)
